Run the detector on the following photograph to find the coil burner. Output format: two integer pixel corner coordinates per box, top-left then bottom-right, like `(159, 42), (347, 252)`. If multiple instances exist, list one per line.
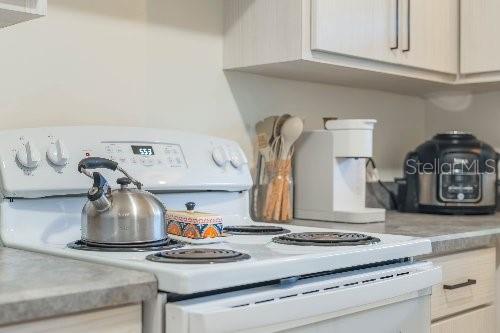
(146, 248), (251, 264)
(272, 232), (381, 246)
(223, 225), (290, 235)
(67, 238), (183, 252)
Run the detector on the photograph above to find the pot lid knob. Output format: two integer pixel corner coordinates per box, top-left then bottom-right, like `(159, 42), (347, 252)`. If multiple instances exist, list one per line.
(117, 177), (132, 187)
(185, 202), (196, 212)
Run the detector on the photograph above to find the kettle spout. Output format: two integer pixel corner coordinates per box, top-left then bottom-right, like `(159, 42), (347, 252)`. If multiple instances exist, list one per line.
(86, 172), (111, 212)
(87, 182), (111, 212)
(89, 191), (112, 212)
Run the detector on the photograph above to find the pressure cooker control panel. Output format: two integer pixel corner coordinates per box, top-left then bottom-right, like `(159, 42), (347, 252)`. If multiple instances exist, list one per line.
(0, 127), (252, 198)
(439, 173), (482, 203)
(437, 153), (483, 203)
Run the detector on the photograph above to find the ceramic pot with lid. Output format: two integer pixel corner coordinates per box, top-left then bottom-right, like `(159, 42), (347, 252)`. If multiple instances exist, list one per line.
(78, 157), (167, 244)
(166, 202), (224, 239)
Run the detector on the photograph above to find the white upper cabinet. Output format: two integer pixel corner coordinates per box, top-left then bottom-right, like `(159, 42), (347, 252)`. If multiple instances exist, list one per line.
(0, 0), (46, 29)
(396, 0), (458, 74)
(311, 0), (458, 74)
(311, 0), (399, 65)
(461, 0), (500, 75)
(224, 0), (500, 95)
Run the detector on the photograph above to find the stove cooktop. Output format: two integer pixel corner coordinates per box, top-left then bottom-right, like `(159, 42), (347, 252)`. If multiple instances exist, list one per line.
(4, 221), (431, 295)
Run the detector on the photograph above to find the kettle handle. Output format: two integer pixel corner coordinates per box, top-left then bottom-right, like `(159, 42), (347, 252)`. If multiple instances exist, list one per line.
(78, 157), (118, 173)
(78, 157), (143, 190)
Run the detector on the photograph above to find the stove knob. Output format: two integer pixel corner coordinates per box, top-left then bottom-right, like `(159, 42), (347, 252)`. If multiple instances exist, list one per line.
(212, 146), (228, 167)
(47, 139), (69, 166)
(229, 148), (246, 169)
(16, 141), (41, 169)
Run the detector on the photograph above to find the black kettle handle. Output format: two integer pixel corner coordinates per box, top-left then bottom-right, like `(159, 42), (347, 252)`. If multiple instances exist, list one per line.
(78, 157), (143, 190)
(78, 157), (118, 173)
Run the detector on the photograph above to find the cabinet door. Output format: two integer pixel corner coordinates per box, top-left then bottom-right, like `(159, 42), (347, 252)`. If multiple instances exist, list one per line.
(311, 0), (458, 74)
(397, 0), (458, 74)
(311, 0), (400, 65)
(461, 0), (500, 74)
(430, 247), (495, 320)
(431, 305), (495, 333)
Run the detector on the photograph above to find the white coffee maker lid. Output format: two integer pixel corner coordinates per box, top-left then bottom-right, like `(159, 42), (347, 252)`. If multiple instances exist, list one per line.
(325, 119), (377, 130)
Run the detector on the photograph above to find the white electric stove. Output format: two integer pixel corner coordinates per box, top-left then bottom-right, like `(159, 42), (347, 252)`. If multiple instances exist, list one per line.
(0, 127), (441, 333)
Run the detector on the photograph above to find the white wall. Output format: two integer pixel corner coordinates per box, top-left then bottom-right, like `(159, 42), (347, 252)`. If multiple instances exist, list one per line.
(426, 91), (500, 151)
(0, 0), (426, 179)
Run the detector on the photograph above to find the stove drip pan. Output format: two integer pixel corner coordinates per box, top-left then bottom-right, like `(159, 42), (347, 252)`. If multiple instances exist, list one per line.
(272, 232), (381, 246)
(146, 248), (250, 264)
(223, 225), (290, 235)
(67, 238), (184, 252)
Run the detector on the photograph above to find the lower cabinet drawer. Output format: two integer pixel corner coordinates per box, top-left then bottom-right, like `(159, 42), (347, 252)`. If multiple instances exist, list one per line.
(0, 304), (141, 333)
(431, 247), (495, 320)
(431, 305), (495, 333)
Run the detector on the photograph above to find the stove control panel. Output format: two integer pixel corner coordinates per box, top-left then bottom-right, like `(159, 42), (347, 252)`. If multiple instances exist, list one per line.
(102, 142), (187, 169)
(0, 127), (252, 198)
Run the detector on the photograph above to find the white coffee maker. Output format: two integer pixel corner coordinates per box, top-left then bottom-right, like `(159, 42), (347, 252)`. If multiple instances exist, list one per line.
(294, 119), (385, 223)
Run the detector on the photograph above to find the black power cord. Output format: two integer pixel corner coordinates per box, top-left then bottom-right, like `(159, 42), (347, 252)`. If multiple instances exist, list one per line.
(366, 158), (398, 210)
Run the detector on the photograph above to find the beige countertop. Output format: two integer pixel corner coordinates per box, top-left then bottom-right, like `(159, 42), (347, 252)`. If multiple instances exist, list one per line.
(292, 211), (500, 255)
(0, 247), (157, 327)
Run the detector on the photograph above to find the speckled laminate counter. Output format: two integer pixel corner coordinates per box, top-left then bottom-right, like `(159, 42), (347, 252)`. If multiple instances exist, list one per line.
(292, 211), (500, 255)
(0, 248), (157, 326)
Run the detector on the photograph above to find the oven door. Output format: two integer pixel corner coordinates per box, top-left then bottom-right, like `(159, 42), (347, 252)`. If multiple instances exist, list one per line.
(165, 262), (441, 333)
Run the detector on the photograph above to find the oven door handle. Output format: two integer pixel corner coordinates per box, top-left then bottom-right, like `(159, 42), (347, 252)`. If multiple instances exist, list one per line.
(166, 264), (441, 333)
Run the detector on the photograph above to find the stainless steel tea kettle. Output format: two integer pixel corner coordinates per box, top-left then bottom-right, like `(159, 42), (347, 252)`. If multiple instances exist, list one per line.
(78, 157), (167, 244)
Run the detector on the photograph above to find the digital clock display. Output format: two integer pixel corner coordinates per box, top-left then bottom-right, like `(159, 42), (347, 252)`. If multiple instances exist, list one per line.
(131, 145), (155, 156)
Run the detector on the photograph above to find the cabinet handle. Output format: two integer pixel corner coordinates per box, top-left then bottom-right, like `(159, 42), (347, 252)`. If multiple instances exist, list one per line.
(402, 0), (410, 52)
(443, 279), (477, 290)
(390, 0), (399, 50)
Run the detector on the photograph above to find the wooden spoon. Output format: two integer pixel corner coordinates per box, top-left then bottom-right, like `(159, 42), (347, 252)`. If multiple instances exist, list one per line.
(256, 116), (277, 162)
(279, 116), (303, 160)
(271, 114), (290, 161)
